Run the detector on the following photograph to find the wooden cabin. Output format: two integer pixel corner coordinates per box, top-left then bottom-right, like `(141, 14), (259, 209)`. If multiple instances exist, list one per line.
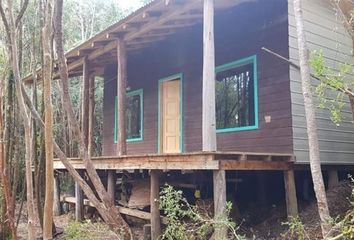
(25, 0), (354, 238)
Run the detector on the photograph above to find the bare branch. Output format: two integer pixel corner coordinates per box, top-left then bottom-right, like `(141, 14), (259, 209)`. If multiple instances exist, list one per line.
(262, 47), (354, 97)
(0, 0), (11, 41)
(15, 0), (29, 28)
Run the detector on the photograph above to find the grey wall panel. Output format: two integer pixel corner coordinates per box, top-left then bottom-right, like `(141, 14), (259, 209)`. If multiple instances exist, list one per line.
(288, 0), (354, 164)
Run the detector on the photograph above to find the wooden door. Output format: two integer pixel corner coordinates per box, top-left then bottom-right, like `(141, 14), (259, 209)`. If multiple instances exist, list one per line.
(161, 79), (181, 153)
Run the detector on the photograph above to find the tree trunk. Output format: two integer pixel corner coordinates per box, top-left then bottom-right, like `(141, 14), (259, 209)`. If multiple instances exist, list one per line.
(293, 0), (331, 237)
(52, 1), (133, 239)
(1, 0), (36, 238)
(42, 0), (55, 238)
(0, 96), (17, 240)
(0, 68), (17, 240)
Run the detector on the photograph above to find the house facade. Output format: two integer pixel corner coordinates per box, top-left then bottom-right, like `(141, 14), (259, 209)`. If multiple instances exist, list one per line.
(35, 0), (354, 237)
(101, 0), (354, 164)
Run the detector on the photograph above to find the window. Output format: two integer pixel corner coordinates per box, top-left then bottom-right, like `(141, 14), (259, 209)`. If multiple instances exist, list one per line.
(215, 55), (258, 133)
(114, 89), (143, 142)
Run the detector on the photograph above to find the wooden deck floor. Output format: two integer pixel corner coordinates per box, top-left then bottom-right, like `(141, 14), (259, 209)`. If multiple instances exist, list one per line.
(54, 151), (294, 171)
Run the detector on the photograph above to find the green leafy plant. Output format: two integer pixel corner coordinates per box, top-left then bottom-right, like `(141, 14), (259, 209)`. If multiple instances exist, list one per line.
(328, 176), (354, 240)
(64, 220), (121, 240)
(309, 50), (354, 124)
(159, 184), (246, 240)
(281, 216), (310, 240)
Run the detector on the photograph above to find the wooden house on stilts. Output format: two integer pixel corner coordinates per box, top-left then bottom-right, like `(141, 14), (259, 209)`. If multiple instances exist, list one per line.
(24, 0), (354, 238)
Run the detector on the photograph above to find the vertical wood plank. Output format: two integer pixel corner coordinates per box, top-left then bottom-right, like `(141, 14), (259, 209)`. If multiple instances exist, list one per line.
(53, 173), (62, 216)
(328, 170), (339, 189)
(107, 170), (116, 204)
(75, 171), (84, 221)
(150, 170), (161, 240)
(117, 38), (127, 156)
(213, 170), (227, 239)
(202, 0), (217, 152)
(284, 170), (298, 218)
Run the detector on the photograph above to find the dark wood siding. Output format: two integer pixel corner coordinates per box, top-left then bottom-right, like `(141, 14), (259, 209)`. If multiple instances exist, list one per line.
(102, 0), (292, 156)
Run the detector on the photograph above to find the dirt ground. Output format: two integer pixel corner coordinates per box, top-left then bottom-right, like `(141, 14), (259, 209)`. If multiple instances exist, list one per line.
(252, 181), (353, 240)
(15, 180), (353, 240)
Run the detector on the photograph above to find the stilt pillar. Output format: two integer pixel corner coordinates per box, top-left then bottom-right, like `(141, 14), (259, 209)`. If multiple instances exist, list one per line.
(150, 170), (161, 240)
(213, 170), (227, 239)
(53, 173), (62, 216)
(284, 170), (298, 218)
(328, 170), (339, 189)
(75, 171), (84, 221)
(107, 170), (116, 204)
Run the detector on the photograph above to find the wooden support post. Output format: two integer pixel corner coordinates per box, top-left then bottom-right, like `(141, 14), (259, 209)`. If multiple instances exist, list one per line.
(75, 175), (84, 221)
(328, 170), (339, 189)
(116, 38), (127, 156)
(150, 170), (161, 240)
(213, 170), (227, 239)
(88, 74), (95, 156)
(79, 58), (89, 223)
(107, 170), (116, 204)
(202, 0), (217, 152)
(82, 57), (90, 148)
(283, 170), (298, 218)
(203, 0), (225, 228)
(53, 173), (62, 216)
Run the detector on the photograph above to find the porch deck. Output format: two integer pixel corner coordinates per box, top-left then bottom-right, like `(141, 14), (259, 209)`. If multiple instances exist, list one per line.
(53, 151), (294, 171)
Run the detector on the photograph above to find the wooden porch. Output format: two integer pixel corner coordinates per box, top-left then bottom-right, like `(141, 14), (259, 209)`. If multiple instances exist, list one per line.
(53, 151), (294, 171)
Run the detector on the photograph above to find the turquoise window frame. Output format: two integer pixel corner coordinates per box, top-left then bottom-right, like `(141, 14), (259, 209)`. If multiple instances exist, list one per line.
(157, 73), (184, 153)
(215, 55), (259, 133)
(114, 88), (144, 143)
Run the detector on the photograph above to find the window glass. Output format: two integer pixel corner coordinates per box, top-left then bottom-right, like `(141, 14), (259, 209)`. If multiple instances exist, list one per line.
(216, 61), (255, 131)
(114, 89), (143, 142)
(126, 93), (142, 140)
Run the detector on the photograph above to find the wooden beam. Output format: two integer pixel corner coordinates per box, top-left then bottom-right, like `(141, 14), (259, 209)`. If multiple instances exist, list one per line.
(154, 23), (196, 30)
(117, 38), (127, 156)
(61, 196), (168, 224)
(53, 154), (218, 170)
(219, 160), (292, 170)
(213, 170), (227, 239)
(174, 13), (203, 21)
(106, 31), (126, 39)
(124, 1), (200, 41)
(139, 31), (175, 39)
(91, 40), (112, 48)
(283, 170), (298, 218)
(150, 170), (161, 240)
(77, 49), (94, 57)
(58, 1), (201, 75)
(202, 0), (216, 152)
(123, 22), (144, 30)
(328, 170), (339, 189)
(128, 36), (165, 46)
